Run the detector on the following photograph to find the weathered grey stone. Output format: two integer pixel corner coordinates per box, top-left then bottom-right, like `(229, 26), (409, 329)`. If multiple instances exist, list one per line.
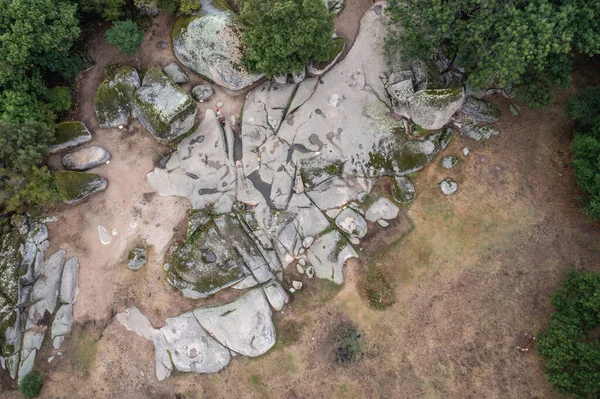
(192, 84), (214, 102)
(292, 280), (303, 290)
(62, 146), (110, 171)
(134, 68), (197, 141)
(27, 224), (48, 245)
(17, 349), (35, 383)
(51, 304), (73, 340)
(302, 236), (314, 248)
(411, 59), (429, 87)
(59, 257), (79, 304)
(461, 97), (500, 123)
(172, 7), (262, 91)
(193, 289), (275, 357)
(128, 248), (147, 270)
(307, 230), (357, 284)
(324, 0), (345, 13)
(296, 263), (305, 274)
(163, 63), (189, 84)
(388, 79), (414, 117)
(292, 66), (305, 83)
(335, 208), (368, 238)
(408, 88), (466, 130)
(440, 178), (458, 195)
(462, 147), (469, 156)
(365, 198), (399, 222)
(392, 176), (415, 204)
(377, 219), (389, 227)
(461, 124), (499, 141)
(53, 336), (65, 350)
(306, 177), (373, 211)
(117, 307), (156, 341)
(50, 121), (93, 153)
(305, 265), (315, 278)
(94, 66), (141, 128)
(262, 281), (289, 311)
(273, 75), (287, 84)
(442, 156), (459, 169)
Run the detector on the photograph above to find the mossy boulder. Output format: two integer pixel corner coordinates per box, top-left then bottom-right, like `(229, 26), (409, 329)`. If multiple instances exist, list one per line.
(169, 214), (276, 299)
(50, 122), (92, 154)
(0, 230), (21, 327)
(408, 88), (465, 130)
(55, 171), (107, 205)
(461, 97), (500, 123)
(392, 176), (415, 204)
(128, 248), (147, 270)
(94, 66), (141, 128)
(133, 68), (197, 141)
(367, 134), (440, 176)
(172, 8), (263, 91)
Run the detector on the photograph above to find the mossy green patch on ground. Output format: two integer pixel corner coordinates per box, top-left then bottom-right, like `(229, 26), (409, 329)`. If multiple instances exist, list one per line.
(299, 160), (344, 186)
(55, 171), (106, 204)
(53, 122), (89, 146)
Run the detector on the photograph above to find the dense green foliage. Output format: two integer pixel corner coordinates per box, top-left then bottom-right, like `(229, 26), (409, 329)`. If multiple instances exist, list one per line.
(19, 372), (44, 397)
(106, 20), (145, 56)
(386, 0), (600, 108)
(537, 270), (600, 398)
(569, 87), (600, 220)
(239, 0), (335, 77)
(0, 0), (80, 123)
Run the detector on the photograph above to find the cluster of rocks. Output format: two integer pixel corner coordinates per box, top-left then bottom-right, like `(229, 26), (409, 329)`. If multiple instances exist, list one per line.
(0, 216), (78, 382)
(94, 66), (197, 141)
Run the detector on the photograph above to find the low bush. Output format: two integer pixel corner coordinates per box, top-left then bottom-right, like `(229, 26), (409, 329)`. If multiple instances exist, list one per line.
(335, 326), (364, 363)
(19, 372), (44, 398)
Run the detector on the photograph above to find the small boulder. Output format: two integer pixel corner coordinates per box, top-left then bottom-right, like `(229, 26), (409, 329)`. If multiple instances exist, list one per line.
(292, 281), (303, 290)
(441, 156), (459, 169)
(377, 219), (389, 227)
(365, 198), (399, 222)
(292, 66), (306, 84)
(62, 146), (110, 171)
(50, 121), (93, 153)
(192, 84), (214, 102)
(335, 208), (368, 238)
(392, 176), (415, 204)
(163, 63), (189, 84)
(408, 88), (466, 130)
(324, 0), (345, 13)
(262, 281), (289, 311)
(128, 248), (147, 270)
(440, 179), (458, 195)
(55, 171), (107, 205)
(305, 265), (315, 278)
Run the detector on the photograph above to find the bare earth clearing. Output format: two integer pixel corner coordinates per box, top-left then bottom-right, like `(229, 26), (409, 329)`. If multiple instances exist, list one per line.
(2, 2), (600, 398)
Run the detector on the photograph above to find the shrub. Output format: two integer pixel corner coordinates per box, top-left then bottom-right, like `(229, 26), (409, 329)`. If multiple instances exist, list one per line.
(19, 372), (44, 398)
(239, 0), (334, 77)
(362, 268), (396, 310)
(178, 0), (200, 14)
(335, 326), (364, 363)
(568, 87), (600, 133)
(537, 270), (600, 398)
(105, 20), (144, 56)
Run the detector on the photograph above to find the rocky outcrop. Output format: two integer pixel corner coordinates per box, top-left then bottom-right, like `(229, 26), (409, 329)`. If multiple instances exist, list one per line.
(191, 84), (214, 102)
(50, 122), (93, 154)
(408, 88), (466, 130)
(55, 171), (107, 205)
(172, 1), (262, 91)
(95, 66), (141, 128)
(127, 248), (147, 270)
(61, 146), (110, 171)
(133, 68), (197, 141)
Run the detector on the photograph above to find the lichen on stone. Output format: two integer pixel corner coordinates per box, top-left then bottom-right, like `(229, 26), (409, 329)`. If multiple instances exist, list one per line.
(55, 171), (107, 204)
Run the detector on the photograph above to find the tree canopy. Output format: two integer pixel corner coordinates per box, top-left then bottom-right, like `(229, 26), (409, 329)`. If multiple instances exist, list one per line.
(105, 20), (145, 56)
(386, 0), (600, 107)
(537, 269), (600, 398)
(239, 0), (335, 77)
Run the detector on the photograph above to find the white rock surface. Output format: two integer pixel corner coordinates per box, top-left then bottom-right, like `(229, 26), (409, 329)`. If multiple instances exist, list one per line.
(365, 198), (399, 222)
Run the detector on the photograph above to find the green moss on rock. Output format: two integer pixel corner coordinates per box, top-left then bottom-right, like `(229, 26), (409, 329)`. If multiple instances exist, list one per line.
(55, 171), (107, 204)
(50, 122), (92, 153)
(94, 66), (140, 128)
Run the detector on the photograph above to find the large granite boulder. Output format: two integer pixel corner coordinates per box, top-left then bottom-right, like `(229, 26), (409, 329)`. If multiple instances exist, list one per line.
(172, 1), (262, 91)
(61, 146), (110, 171)
(408, 88), (466, 130)
(94, 66), (140, 128)
(50, 122), (93, 153)
(133, 68), (197, 141)
(192, 288), (276, 357)
(55, 171), (107, 205)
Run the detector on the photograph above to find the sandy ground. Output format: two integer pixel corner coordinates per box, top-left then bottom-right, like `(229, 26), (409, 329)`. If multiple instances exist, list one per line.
(2, 2), (600, 398)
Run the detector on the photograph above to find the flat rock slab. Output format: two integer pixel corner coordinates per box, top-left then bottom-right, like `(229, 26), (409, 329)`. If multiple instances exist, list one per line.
(59, 257), (79, 304)
(62, 146), (110, 171)
(50, 121), (92, 153)
(55, 171), (107, 205)
(31, 249), (66, 317)
(365, 198), (400, 222)
(193, 288), (275, 357)
(307, 230), (358, 284)
(262, 280), (289, 311)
